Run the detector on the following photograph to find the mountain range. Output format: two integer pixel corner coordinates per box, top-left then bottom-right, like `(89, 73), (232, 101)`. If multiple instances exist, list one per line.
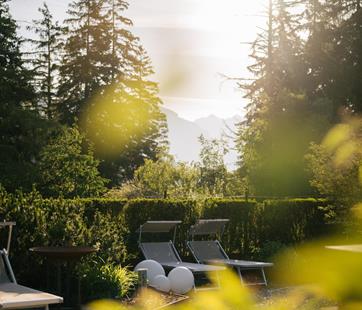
(162, 108), (242, 169)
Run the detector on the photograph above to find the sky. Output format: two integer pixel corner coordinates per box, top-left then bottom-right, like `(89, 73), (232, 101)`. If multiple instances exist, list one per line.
(9, 0), (267, 120)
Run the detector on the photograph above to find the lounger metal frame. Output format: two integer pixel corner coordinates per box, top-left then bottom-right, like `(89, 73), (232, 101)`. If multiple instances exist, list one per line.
(0, 222), (16, 254)
(1, 249), (16, 283)
(187, 219), (272, 286)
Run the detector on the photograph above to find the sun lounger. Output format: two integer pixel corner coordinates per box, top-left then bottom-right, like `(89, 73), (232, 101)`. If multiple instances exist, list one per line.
(137, 221), (224, 290)
(140, 241), (225, 273)
(0, 282), (62, 310)
(187, 219), (273, 286)
(0, 248), (62, 309)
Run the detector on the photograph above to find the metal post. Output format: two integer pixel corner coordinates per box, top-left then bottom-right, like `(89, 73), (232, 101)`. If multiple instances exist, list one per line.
(216, 240), (230, 259)
(261, 268), (268, 286)
(2, 249), (17, 283)
(187, 241), (201, 263)
(138, 225), (143, 244)
(137, 268), (148, 288)
(190, 225), (195, 241)
(7, 224), (13, 254)
(173, 225), (177, 244)
(237, 267), (244, 284)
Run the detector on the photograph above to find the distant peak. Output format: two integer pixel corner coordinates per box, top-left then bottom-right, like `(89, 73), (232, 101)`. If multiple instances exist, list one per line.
(161, 107), (178, 116)
(195, 114), (222, 122)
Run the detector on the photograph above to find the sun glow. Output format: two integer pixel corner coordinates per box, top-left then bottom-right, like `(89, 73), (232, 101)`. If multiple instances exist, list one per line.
(128, 0), (268, 121)
(189, 0), (265, 33)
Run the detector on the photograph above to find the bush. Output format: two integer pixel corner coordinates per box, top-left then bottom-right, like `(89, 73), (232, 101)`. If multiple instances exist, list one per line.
(78, 259), (137, 302)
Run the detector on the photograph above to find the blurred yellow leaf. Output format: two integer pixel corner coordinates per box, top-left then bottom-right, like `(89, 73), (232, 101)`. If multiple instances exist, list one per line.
(88, 299), (126, 310)
(333, 141), (357, 167)
(352, 203), (362, 220)
(323, 124), (351, 152)
(275, 241), (362, 303)
(81, 84), (150, 157)
(341, 301), (362, 310)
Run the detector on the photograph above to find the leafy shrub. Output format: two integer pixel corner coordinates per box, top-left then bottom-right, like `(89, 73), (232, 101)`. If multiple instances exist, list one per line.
(78, 259), (137, 302)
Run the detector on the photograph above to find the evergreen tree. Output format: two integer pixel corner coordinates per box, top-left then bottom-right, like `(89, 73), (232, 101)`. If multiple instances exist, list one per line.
(82, 0), (167, 183)
(236, 0), (362, 196)
(103, 0), (131, 83)
(323, 1), (362, 114)
(58, 0), (109, 123)
(236, 0), (323, 196)
(27, 2), (62, 120)
(59, 0), (167, 184)
(0, 0), (49, 191)
(302, 0), (362, 116)
(0, 0), (34, 108)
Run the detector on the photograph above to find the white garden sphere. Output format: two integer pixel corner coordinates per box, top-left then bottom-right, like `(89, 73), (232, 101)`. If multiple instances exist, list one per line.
(134, 260), (165, 285)
(168, 267), (194, 294)
(152, 274), (171, 292)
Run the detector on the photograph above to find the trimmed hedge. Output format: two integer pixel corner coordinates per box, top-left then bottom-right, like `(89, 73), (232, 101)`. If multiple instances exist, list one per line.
(260, 199), (328, 244)
(0, 188), (331, 288)
(202, 198), (329, 258)
(202, 199), (257, 257)
(0, 190), (128, 287)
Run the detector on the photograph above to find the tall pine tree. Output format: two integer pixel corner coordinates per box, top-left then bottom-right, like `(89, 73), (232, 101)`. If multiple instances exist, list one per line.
(58, 0), (109, 123)
(28, 2), (62, 120)
(236, 0), (325, 196)
(59, 0), (166, 184)
(0, 0), (49, 191)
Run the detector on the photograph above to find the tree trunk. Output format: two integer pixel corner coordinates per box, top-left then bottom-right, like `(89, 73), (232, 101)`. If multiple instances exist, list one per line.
(266, 0), (274, 96)
(111, 0), (116, 82)
(47, 25), (52, 119)
(84, 0), (91, 99)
